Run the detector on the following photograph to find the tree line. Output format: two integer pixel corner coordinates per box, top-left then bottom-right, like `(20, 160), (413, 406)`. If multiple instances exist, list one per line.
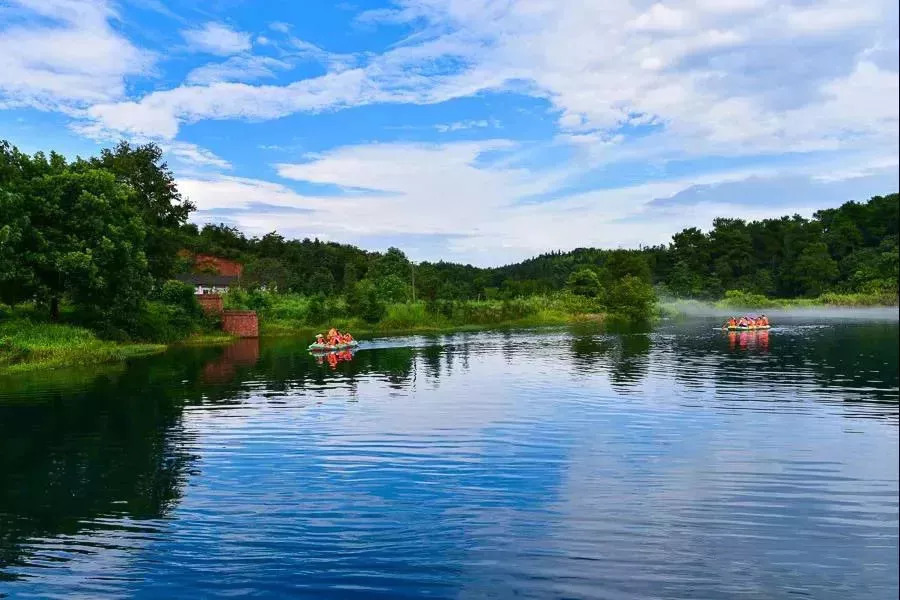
(186, 196), (898, 304)
(1, 139), (897, 338)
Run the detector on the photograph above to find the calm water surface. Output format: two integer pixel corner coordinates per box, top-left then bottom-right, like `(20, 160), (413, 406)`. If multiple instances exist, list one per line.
(1, 317), (898, 599)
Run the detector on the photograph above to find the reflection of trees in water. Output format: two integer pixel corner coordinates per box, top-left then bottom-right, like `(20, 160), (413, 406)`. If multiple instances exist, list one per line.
(253, 338), (419, 393)
(569, 333), (652, 390)
(0, 378), (191, 577)
(422, 342), (443, 382)
(0, 338), (461, 579)
(669, 323), (900, 411)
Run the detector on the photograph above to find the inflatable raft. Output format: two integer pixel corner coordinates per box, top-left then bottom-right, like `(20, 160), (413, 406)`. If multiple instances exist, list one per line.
(308, 340), (359, 352)
(724, 325), (771, 331)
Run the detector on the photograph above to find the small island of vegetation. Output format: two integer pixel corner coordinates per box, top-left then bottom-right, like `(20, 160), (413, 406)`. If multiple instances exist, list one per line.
(1, 139), (897, 373)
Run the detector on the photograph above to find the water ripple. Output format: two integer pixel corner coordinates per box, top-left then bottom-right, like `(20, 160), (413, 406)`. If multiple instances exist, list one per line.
(0, 319), (897, 598)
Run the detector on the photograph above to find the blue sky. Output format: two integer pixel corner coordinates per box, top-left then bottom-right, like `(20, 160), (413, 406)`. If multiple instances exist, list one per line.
(1, 0), (897, 266)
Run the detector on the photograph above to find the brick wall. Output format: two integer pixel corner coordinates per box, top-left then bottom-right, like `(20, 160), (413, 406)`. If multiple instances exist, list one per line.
(223, 310), (258, 338)
(197, 294), (224, 314)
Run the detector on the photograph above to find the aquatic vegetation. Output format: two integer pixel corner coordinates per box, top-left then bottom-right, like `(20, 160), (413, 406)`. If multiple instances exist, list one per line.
(0, 319), (164, 374)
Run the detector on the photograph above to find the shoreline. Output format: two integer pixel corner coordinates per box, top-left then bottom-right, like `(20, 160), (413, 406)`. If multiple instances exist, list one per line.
(259, 312), (606, 338)
(0, 326), (237, 376)
(1, 314), (605, 375)
(660, 299), (898, 320)
(6, 297), (896, 374)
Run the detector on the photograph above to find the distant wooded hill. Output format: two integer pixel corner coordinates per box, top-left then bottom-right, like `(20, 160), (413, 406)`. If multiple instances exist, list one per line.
(180, 193), (898, 301)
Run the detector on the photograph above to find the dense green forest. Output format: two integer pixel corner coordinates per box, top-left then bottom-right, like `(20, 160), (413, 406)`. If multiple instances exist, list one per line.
(183, 194), (898, 304)
(1, 138), (898, 349)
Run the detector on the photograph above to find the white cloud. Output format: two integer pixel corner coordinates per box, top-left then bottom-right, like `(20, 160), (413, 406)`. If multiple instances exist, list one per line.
(629, 3), (691, 33)
(181, 175), (332, 212)
(166, 142), (231, 170)
(76, 0), (897, 163)
(0, 0), (152, 109)
(171, 138), (898, 265)
(435, 119), (495, 132)
(278, 37), (359, 72)
(4, 0), (894, 263)
(182, 22), (251, 55)
(186, 55), (292, 85)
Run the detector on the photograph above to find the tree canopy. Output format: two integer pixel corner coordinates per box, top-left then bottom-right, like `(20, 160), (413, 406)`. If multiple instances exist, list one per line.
(0, 144), (151, 322)
(2, 139), (897, 332)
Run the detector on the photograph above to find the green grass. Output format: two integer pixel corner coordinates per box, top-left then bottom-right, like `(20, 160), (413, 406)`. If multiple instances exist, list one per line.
(177, 332), (237, 345)
(258, 295), (606, 336)
(714, 289), (898, 310)
(0, 319), (165, 374)
(660, 289), (898, 316)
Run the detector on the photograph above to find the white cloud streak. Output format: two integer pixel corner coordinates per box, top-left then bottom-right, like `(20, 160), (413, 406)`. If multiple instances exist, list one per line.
(0, 0), (152, 110)
(180, 139), (897, 265)
(182, 22), (251, 55)
(185, 55), (292, 85)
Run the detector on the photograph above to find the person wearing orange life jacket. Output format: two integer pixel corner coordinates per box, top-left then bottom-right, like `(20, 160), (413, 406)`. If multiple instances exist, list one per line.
(760, 315), (769, 326)
(727, 317), (737, 328)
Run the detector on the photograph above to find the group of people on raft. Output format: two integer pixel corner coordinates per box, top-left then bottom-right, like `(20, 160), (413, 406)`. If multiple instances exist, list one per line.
(724, 315), (770, 329)
(316, 328), (355, 347)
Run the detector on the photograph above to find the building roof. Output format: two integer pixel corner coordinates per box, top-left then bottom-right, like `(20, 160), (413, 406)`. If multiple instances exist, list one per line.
(176, 273), (238, 286)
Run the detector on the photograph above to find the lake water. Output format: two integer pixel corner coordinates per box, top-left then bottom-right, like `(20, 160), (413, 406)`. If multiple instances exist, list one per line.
(1, 317), (898, 599)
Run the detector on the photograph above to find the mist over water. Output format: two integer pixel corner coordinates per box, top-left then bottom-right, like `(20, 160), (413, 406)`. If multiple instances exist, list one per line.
(663, 301), (900, 321)
(1, 319), (897, 599)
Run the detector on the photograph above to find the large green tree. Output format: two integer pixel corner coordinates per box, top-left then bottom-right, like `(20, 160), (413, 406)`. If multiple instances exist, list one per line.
(90, 142), (193, 280)
(0, 150), (151, 321)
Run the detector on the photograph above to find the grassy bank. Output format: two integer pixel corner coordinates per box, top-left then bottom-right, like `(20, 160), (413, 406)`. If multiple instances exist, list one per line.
(0, 319), (166, 374)
(0, 291), (630, 373)
(660, 289), (898, 317)
(251, 294), (608, 336)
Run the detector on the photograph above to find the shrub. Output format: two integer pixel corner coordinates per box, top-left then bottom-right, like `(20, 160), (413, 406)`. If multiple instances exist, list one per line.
(375, 274), (410, 304)
(379, 302), (430, 329)
(349, 280), (386, 323)
(716, 289), (779, 309)
(246, 289), (272, 312)
(265, 294), (308, 321)
(131, 300), (200, 343)
(567, 267), (602, 298)
(605, 275), (656, 322)
(305, 294), (329, 325)
(224, 288), (250, 310)
(156, 280), (199, 314)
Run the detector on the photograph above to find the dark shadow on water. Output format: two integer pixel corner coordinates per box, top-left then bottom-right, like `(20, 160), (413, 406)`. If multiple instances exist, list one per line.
(569, 331), (653, 391)
(0, 375), (192, 579)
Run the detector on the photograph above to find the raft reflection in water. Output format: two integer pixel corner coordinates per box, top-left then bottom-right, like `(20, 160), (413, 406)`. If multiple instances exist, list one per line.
(728, 329), (769, 351)
(314, 348), (356, 369)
